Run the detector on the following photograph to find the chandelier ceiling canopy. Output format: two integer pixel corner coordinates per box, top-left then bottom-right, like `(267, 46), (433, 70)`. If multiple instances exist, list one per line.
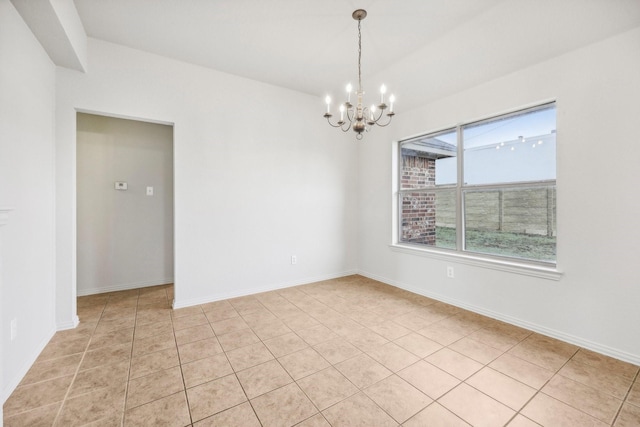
(323, 9), (395, 140)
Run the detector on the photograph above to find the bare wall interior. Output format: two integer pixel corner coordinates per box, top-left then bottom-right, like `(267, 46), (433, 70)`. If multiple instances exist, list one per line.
(76, 113), (174, 296)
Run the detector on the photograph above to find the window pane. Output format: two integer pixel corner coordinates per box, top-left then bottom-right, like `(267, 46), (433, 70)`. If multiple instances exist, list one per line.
(463, 186), (556, 262)
(463, 105), (556, 185)
(400, 129), (457, 190)
(400, 188), (456, 249)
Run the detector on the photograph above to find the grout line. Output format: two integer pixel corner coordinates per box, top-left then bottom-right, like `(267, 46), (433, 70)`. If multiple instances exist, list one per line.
(611, 368), (640, 426)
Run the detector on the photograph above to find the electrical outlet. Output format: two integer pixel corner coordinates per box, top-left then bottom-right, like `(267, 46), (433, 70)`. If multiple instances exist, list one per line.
(446, 266), (455, 278)
(291, 255), (297, 265)
(10, 318), (17, 341)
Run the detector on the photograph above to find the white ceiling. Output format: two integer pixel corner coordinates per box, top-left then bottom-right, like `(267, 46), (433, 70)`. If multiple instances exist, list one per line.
(73, 0), (640, 110)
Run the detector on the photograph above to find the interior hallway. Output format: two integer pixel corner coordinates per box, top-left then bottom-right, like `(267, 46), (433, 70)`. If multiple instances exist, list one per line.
(3, 276), (639, 426)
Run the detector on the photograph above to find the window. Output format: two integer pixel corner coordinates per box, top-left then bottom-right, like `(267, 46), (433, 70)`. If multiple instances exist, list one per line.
(397, 103), (556, 265)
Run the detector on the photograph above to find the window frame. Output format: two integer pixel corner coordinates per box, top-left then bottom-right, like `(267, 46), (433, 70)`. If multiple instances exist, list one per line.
(393, 102), (561, 280)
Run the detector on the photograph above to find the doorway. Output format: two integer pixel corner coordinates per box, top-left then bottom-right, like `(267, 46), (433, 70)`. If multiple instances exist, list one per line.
(76, 113), (174, 296)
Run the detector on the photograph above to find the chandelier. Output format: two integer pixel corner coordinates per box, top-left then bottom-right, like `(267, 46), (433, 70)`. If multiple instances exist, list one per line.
(323, 9), (395, 140)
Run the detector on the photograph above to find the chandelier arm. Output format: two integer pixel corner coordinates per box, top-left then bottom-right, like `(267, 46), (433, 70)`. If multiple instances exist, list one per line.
(324, 116), (344, 128)
(374, 114), (394, 127)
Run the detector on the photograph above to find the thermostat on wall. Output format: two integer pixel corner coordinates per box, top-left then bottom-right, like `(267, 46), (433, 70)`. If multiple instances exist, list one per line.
(114, 182), (128, 190)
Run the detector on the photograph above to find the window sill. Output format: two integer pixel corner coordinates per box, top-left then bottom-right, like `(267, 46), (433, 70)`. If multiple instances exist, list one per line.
(389, 243), (563, 281)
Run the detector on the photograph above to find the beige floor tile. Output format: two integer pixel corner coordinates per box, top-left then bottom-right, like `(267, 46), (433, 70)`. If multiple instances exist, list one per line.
(335, 353), (392, 389)
(322, 392), (398, 427)
(368, 321), (412, 341)
(572, 349), (639, 380)
(193, 402), (261, 427)
(236, 359), (293, 398)
(124, 391), (191, 427)
(425, 348), (483, 380)
(136, 308), (172, 326)
(80, 342), (132, 371)
(129, 346), (180, 379)
(439, 383), (515, 427)
(297, 366), (359, 410)
(398, 360), (460, 399)
(200, 299), (234, 313)
(228, 296), (265, 315)
(313, 338), (362, 365)
(2, 401), (61, 427)
(172, 312), (209, 331)
(171, 305), (203, 318)
(20, 353), (82, 386)
(174, 324), (215, 345)
(3, 375), (73, 417)
(432, 314), (484, 336)
(559, 359), (633, 399)
(449, 336), (504, 364)
(69, 360), (130, 397)
(364, 374), (432, 423)
(416, 323), (466, 346)
(177, 337), (223, 364)
(615, 402), (640, 427)
(210, 316), (250, 335)
(133, 319), (173, 340)
(88, 328), (135, 351)
(278, 347), (330, 380)
(281, 313), (321, 331)
(342, 328), (389, 353)
(467, 327), (523, 352)
(263, 332), (309, 358)
(55, 383), (126, 426)
(508, 334), (577, 371)
(521, 393), (608, 427)
(403, 402), (471, 427)
(241, 309), (278, 327)
(181, 353), (234, 388)
(251, 382), (318, 427)
(296, 324), (339, 346)
(295, 413), (332, 427)
(204, 305), (239, 323)
(394, 332), (442, 358)
(132, 331), (175, 356)
(393, 311), (434, 331)
(507, 414), (542, 427)
(542, 374), (623, 423)
(226, 342), (274, 371)
(94, 316), (136, 335)
(627, 380), (640, 406)
(187, 374), (247, 422)
(466, 367), (537, 410)
(126, 366), (184, 409)
(217, 328), (260, 352)
(251, 319), (292, 341)
(367, 341), (420, 372)
(489, 353), (555, 389)
(37, 335), (89, 361)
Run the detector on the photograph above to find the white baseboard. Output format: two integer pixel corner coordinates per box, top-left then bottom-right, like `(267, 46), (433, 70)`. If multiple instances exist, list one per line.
(77, 277), (174, 296)
(358, 270), (640, 366)
(2, 326), (56, 406)
(56, 315), (79, 331)
(172, 270), (358, 309)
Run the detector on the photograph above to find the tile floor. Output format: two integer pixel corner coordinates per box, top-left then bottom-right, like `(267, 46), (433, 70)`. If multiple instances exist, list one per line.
(3, 275), (640, 426)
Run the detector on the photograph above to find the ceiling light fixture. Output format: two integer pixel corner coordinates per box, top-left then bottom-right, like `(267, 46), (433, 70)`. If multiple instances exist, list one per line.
(323, 9), (395, 140)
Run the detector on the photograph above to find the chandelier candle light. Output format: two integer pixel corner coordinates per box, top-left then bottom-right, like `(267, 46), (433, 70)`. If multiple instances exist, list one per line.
(323, 9), (395, 140)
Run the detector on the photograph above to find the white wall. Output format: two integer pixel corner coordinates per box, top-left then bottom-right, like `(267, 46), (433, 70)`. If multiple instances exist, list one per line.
(0, 0), (57, 405)
(56, 38), (358, 322)
(359, 27), (640, 364)
(76, 114), (174, 295)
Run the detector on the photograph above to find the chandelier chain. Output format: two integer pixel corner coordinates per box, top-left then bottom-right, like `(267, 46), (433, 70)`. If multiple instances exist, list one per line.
(357, 18), (362, 91)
